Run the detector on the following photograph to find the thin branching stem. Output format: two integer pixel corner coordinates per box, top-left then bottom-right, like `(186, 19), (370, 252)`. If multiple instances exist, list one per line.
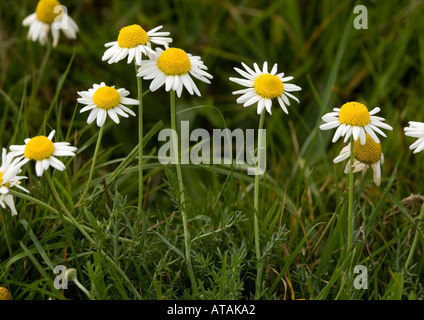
(347, 137), (355, 250)
(135, 62), (144, 216)
(78, 123), (105, 205)
(170, 89), (197, 293)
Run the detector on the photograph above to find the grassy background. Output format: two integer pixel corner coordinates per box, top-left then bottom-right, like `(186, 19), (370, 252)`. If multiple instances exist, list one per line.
(1, 0), (424, 299)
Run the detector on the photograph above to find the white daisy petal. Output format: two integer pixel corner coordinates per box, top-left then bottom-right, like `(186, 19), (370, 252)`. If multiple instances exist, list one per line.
(35, 161), (44, 177)
(97, 109), (107, 127)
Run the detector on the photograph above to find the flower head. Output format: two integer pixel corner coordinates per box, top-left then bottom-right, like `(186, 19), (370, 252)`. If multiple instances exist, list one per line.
(334, 133), (385, 186)
(137, 47), (213, 97)
(0, 148), (28, 216)
(10, 130), (77, 177)
(320, 102), (393, 145)
(22, 0), (79, 47)
(102, 24), (172, 65)
(229, 62), (301, 115)
(404, 121), (424, 154)
(77, 82), (139, 127)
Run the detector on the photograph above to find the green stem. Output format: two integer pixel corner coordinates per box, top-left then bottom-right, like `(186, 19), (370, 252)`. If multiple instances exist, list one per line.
(73, 278), (93, 299)
(45, 171), (70, 215)
(254, 109), (266, 299)
(170, 90), (197, 293)
(405, 200), (424, 270)
(1, 210), (13, 256)
(77, 124), (105, 205)
(347, 138), (355, 250)
(44, 172), (96, 245)
(135, 62), (144, 215)
(30, 40), (52, 108)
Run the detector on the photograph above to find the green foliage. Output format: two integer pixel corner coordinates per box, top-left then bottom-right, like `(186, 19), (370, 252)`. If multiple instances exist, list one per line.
(1, 0), (424, 300)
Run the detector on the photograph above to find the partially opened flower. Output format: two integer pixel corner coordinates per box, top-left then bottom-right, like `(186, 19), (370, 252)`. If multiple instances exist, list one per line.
(404, 121), (424, 154)
(22, 0), (79, 47)
(77, 82), (139, 127)
(320, 102), (392, 145)
(0, 148), (28, 216)
(102, 24), (172, 65)
(10, 130), (77, 177)
(137, 47), (213, 97)
(229, 62), (301, 115)
(334, 133), (385, 186)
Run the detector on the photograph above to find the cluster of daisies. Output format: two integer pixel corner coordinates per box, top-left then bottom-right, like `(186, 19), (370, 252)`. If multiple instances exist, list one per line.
(15, 0), (424, 219)
(22, 1), (302, 126)
(318, 102), (424, 186)
(319, 102), (392, 186)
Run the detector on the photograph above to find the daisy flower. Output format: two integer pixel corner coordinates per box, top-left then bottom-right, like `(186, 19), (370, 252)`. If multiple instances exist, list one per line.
(404, 121), (424, 154)
(77, 82), (139, 127)
(333, 133), (385, 186)
(0, 148), (29, 216)
(137, 47), (213, 97)
(10, 130), (77, 177)
(102, 24), (172, 65)
(229, 62), (301, 115)
(22, 0), (79, 47)
(320, 101), (393, 145)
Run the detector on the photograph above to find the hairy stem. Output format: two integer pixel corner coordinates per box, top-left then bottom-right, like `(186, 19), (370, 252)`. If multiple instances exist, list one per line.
(170, 89), (197, 293)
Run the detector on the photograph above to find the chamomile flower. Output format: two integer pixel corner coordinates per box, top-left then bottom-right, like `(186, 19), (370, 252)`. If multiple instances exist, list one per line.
(22, 0), (79, 47)
(334, 133), (385, 186)
(229, 62), (301, 115)
(320, 102), (392, 145)
(10, 130), (77, 177)
(102, 24), (172, 65)
(77, 82), (139, 127)
(137, 47), (213, 97)
(404, 121), (424, 154)
(0, 148), (28, 216)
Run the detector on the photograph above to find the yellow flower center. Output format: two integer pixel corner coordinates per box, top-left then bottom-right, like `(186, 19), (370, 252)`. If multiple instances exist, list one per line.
(36, 0), (61, 24)
(354, 133), (382, 164)
(0, 172), (7, 188)
(24, 136), (55, 161)
(0, 171), (5, 188)
(338, 101), (370, 127)
(157, 48), (191, 76)
(254, 74), (284, 99)
(92, 86), (121, 110)
(117, 24), (149, 48)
